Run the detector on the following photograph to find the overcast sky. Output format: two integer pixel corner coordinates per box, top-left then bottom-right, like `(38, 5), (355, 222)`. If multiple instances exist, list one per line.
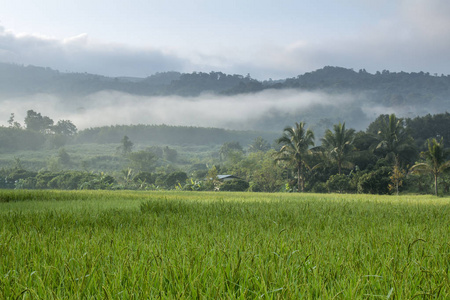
(1, 0), (450, 79)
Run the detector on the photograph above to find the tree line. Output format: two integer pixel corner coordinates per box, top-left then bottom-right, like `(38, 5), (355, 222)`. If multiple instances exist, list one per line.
(274, 115), (449, 196)
(1, 110), (450, 196)
(0, 110), (277, 153)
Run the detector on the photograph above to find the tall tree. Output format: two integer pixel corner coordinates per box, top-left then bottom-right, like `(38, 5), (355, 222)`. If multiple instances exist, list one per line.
(53, 120), (77, 136)
(219, 141), (244, 161)
(321, 122), (355, 175)
(374, 114), (416, 167)
(117, 135), (133, 155)
(128, 150), (157, 173)
(275, 122), (314, 192)
(24, 110), (54, 133)
(7, 113), (21, 128)
(410, 137), (450, 196)
(163, 146), (178, 162)
(248, 136), (271, 153)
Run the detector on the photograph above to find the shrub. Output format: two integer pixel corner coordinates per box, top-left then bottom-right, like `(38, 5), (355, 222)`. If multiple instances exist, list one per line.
(15, 177), (37, 189)
(6, 169), (37, 183)
(48, 172), (90, 189)
(162, 171), (188, 189)
(0, 168), (36, 189)
(79, 174), (116, 190)
(326, 174), (353, 193)
(220, 179), (249, 192)
(357, 167), (392, 194)
(311, 182), (328, 193)
(133, 172), (155, 185)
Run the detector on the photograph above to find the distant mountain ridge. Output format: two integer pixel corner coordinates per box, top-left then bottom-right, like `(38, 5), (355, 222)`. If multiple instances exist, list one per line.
(1, 63), (450, 107)
(282, 66), (450, 107)
(0, 63), (260, 98)
(1, 62), (450, 133)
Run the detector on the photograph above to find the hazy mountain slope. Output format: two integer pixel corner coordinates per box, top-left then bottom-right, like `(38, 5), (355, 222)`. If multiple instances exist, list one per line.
(3, 63), (450, 103)
(1, 63), (449, 133)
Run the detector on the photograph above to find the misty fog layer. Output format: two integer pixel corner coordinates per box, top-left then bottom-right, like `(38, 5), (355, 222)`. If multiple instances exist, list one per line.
(1, 89), (368, 131)
(2, 86), (442, 135)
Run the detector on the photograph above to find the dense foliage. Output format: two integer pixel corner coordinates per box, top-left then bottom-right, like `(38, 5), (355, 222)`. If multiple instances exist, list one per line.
(2, 108), (450, 195)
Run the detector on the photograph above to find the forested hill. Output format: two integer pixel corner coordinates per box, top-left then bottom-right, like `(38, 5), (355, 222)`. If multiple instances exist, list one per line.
(0, 63), (259, 98)
(281, 67), (450, 107)
(1, 63), (450, 108)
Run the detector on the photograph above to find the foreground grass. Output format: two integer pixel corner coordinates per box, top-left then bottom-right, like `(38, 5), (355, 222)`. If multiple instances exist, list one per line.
(0, 190), (449, 299)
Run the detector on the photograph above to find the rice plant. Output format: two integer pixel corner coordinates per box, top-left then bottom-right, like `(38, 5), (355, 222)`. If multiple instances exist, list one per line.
(0, 190), (449, 298)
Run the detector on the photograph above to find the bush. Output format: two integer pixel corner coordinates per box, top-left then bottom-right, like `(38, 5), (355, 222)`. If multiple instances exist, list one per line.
(133, 172), (155, 185)
(160, 171), (188, 189)
(48, 172), (90, 189)
(182, 179), (203, 191)
(6, 169), (37, 182)
(357, 167), (392, 194)
(15, 177), (37, 189)
(79, 174), (116, 190)
(220, 179), (249, 192)
(311, 182), (328, 193)
(404, 173), (432, 194)
(0, 169), (37, 189)
(35, 171), (59, 189)
(326, 174), (353, 193)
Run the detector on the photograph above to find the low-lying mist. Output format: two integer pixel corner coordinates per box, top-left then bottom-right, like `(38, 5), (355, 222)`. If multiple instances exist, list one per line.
(0, 88), (431, 134)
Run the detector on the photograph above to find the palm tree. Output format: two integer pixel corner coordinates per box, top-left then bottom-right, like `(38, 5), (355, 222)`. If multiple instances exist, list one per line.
(375, 114), (416, 167)
(248, 136), (271, 153)
(275, 122), (314, 192)
(410, 137), (450, 196)
(321, 122), (355, 175)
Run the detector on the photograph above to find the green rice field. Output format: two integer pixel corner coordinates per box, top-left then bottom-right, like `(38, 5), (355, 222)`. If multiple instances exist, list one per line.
(1, 190), (449, 299)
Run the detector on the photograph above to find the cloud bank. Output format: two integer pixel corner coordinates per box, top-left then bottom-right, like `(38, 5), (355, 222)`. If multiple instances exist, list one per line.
(0, 27), (187, 77)
(0, 89), (358, 131)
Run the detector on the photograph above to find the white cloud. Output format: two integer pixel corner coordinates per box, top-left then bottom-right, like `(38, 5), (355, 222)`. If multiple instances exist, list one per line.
(0, 29), (187, 77)
(63, 33), (89, 46)
(67, 89), (350, 129)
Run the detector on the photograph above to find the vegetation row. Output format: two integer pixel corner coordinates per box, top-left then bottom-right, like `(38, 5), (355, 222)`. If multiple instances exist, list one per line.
(2, 111), (450, 196)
